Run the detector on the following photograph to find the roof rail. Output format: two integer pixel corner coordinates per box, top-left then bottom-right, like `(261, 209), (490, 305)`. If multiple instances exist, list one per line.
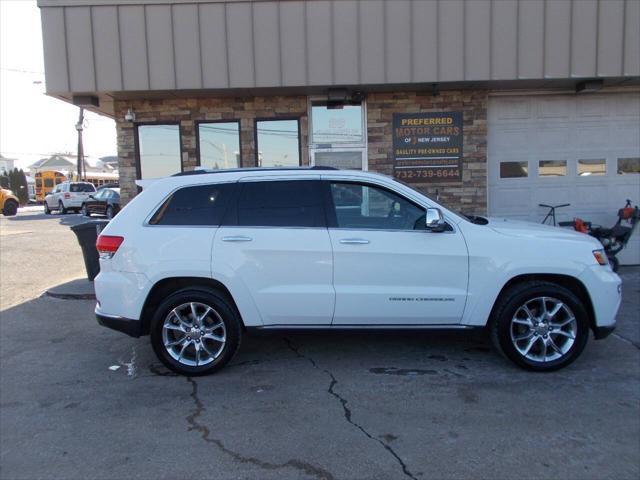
(171, 166), (338, 177)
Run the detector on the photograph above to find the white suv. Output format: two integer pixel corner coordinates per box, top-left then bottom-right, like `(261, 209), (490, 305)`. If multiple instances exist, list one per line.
(94, 168), (621, 375)
(44, 181), (96, 214)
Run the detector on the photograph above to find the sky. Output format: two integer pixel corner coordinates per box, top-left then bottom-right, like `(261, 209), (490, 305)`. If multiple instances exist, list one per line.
(0, 0), (117, 169)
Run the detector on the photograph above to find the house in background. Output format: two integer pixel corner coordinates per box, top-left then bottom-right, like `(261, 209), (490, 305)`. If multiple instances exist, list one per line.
(37, 0), (640, 263)
(0, 154), (16, 174)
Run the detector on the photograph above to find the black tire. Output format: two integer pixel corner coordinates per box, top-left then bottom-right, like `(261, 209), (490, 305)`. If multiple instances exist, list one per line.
(150, 288), (242, 376)
(81, 204), (90, 217)
(2, 199), (18, 216)
(58, 201), (67, 214)
(607, 255), (619, 273)
(44, 201), (51, 215)
(106, 206), (114, 220)
(490, 281), (589, 372)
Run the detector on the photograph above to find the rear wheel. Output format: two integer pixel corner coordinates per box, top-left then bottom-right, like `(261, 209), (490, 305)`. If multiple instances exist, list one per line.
(150, 288), (242, 376)
(58, 201), (67, 214)
(490, 281), (589, 371)
(607, 255), (619, 272)
(2, 199), (18, 216)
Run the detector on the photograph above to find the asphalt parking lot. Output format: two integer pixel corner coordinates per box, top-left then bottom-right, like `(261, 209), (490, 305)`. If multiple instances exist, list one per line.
(1, 210), (639, 480)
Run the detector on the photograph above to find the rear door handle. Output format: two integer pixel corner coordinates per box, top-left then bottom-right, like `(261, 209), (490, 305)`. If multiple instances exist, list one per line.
(339, 238), (370, 245)
(222, 235), (253, 242)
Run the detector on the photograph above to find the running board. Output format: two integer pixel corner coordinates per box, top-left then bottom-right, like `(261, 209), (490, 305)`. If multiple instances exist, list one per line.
(247, 324), (481, 334)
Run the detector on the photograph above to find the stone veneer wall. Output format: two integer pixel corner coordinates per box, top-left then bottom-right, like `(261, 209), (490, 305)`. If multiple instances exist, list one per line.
(115, 90), (487, 213)
(367, 90), (488, 214)
(114, 96), (309, 204)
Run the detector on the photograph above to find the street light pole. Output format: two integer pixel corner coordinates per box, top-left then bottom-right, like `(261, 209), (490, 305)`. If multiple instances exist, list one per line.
(76, 107), (85, 181)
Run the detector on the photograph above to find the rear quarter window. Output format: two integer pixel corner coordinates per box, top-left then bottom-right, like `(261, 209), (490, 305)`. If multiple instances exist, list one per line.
(149, 183), (234, 226)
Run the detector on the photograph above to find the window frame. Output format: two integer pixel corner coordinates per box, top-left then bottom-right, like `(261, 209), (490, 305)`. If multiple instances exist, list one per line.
(253, 117), (302, 168)
(322, 180), (444, 232)
(195, 119), (242, 169)
(134, 121), (184, 181)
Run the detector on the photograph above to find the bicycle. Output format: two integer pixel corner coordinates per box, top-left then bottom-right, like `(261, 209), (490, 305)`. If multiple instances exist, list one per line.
(539, 203), (570, 226)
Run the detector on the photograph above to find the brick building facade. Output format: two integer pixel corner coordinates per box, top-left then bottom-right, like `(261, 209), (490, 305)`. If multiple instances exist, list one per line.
(115, 90), (487, 212)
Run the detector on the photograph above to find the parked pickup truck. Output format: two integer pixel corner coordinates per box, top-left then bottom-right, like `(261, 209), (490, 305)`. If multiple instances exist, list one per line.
(94, 167), (621, 376)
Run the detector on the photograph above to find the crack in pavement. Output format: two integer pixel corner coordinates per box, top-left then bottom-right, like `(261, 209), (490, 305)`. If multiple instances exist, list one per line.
(185, 376), (335, 480)
(283, 338), (418, 480)
(613, 332), (640, 350)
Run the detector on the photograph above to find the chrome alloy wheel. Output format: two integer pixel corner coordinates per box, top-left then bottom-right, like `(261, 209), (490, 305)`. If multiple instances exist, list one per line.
(162, 302), (227, 367)
(510, 297), (577, 363)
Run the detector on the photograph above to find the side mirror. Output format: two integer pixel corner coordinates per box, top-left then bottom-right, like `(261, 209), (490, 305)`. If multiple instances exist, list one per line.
(88, 195), (94, 199)
(425, 208), (446, 232)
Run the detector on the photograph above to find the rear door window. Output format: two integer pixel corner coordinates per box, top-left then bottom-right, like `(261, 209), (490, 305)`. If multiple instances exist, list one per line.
(149, 183), (235, 226)
(235, 180), (325, 228)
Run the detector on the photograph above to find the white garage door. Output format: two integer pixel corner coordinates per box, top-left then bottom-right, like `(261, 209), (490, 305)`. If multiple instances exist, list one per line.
(488, 92), (640, 265)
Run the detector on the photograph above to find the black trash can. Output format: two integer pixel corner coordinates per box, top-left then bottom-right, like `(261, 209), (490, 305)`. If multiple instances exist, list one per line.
(71, 220), (110, 281)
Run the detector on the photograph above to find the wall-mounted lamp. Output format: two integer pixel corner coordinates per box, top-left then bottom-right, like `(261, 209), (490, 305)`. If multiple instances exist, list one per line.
(576, 79), (603, 94)
(124, 108), (136, 122)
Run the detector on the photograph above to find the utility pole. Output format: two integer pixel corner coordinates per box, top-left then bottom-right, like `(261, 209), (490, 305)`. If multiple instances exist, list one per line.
(75, 107), (85, 181)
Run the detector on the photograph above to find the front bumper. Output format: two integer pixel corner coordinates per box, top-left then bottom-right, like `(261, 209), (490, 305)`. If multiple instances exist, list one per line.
(593, 324), (616, 340)
(95, 306), (142, 337)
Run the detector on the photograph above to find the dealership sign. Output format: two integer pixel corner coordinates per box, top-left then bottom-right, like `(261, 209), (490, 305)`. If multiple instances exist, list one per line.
(392, 112), (463, 183)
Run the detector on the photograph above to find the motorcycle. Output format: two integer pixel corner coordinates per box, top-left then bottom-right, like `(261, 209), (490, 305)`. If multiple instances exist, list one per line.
(558, 199), (639, 272)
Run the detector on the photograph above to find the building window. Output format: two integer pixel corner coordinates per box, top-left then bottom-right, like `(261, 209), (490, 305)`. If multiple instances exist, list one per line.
(311, 102), (364, 144)
(197, 121), (241, 169)
(136, 124), (182, 179)
(500, 161), (528, 178)
(255, 119), (301, 167)
(617, 158), (640, 175)
(539, 160), (567, 177)
(578, 159), (606, 176)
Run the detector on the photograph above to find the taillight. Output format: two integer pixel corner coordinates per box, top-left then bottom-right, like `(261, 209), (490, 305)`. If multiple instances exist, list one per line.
(64, 193), (71, 199)
(96, 235), (124, 259)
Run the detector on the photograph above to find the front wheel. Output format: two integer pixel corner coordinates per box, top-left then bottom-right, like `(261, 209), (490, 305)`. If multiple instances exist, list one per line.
(2, 199), (18, 216)
(81, 204), (90, 217)
(44, 201), (51, 215)
(106, 206), (114, 220)
(607, 255), (619, 272)
(150, 288), (242, 376)
(490, 281), (589, 372)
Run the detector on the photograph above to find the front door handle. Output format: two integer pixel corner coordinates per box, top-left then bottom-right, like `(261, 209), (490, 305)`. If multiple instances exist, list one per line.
(222, 235), (253, 242)
(339, 238), (370, 245)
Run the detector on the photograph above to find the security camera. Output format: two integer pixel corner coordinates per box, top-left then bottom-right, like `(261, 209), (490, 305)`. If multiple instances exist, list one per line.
(124, 108), (136, 122)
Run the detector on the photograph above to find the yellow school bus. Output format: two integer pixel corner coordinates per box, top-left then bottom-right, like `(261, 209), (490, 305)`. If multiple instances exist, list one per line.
(35, 171), (67, 202)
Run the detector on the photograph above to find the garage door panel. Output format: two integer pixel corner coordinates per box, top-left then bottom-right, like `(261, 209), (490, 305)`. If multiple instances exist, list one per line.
(489, 187), (532, 214)
(489, 128), (529, 151)
(489, 92), (640, 265)
(536, 127), (572, 149)
(614, 95), (640, 116)
(537, 97), (573, 119)
(614, 127), (640, 149)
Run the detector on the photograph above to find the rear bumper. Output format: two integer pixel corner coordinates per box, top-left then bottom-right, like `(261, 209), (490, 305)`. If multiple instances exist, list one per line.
(95, 306), (142, 337)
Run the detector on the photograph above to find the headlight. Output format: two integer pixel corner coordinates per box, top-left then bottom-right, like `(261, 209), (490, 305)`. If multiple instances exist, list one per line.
(592, 249), (608, 266)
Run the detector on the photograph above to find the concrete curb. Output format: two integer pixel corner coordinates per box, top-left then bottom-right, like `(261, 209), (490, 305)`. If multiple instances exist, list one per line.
(44, 278), (96, 301)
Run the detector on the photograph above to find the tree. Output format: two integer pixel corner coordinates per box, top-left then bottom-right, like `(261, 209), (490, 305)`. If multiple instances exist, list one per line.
(0, 170), (9, 189)
(8, 168), (28, 205)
